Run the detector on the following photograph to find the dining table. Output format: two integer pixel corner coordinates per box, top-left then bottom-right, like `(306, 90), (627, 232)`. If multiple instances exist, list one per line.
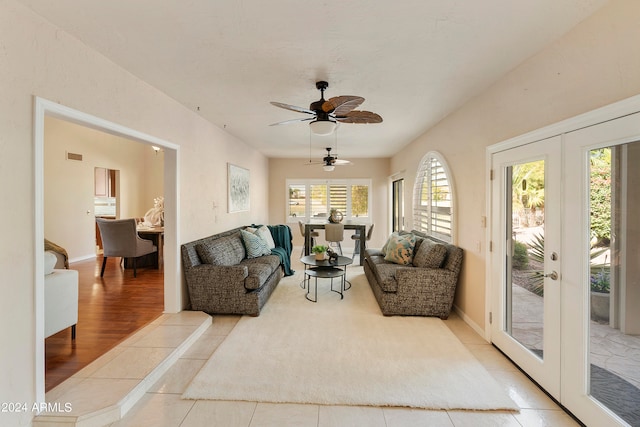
(136, 225), (164, 269)
(304, 222), (367, 266)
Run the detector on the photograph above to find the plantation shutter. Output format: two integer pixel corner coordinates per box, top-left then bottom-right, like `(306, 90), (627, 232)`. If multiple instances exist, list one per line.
(413, 153), (453, 242)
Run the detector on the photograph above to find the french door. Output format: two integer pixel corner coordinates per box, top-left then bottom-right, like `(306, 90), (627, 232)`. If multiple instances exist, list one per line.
(490, 136), (562, 398)
(490, 112), (640, 426)
(562, 112), (640, 427)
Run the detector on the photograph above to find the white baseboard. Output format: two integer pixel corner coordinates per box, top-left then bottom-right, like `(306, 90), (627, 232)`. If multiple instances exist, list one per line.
(69, 253), (96, 264)
(452, 304), (490, 342)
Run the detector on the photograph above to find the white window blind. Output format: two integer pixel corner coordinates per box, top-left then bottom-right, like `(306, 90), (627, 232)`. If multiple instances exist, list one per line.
(286, 179), (371, 222)
(413, 152), (454, 242)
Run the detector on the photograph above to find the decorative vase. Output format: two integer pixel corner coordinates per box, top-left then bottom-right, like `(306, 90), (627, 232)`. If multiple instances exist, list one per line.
(328, 209), (344, 223)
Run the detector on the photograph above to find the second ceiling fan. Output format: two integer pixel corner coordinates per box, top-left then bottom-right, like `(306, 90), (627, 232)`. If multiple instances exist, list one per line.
(307, 147), (352, 171)
(270, 81), (383, 135)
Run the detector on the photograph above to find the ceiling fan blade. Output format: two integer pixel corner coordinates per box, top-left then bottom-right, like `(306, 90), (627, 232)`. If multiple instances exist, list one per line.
(322, 96), (364, 115)
(335, 110), (383, 124)
(269, 117), (314, 126)
(333, 159), (353, 165)
(270, 101), (316, 115)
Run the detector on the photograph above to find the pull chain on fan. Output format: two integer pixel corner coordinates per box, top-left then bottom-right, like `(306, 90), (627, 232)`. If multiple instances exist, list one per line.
(305, 128), (353, 171)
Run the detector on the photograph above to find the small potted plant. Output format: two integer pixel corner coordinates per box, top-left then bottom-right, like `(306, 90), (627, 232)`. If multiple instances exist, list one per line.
(311, 245), (328, 261)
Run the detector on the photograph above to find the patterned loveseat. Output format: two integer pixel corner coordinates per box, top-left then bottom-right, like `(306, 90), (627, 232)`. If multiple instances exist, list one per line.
(181, 226), (290, 316)
(363, 230), (463, 319)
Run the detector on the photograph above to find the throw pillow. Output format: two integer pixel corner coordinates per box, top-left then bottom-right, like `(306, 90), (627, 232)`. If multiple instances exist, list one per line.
(384, 233), (417, 265)
(245, 225), (276, 249)
(196, 235), (246, 266)
(381, 232), (399, 256)
(255, 225), (276, 249)
(44, 250), (57, 275)
(241, 229), (272, 258)
(412, 239), (447, 268)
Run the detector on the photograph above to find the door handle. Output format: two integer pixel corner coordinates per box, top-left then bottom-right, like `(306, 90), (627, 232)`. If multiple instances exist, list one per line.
(544, 271), (559, 280)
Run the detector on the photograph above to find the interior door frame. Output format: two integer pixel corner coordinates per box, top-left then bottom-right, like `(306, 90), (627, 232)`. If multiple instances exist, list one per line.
(391, 177), (404, 232)
(34, 97), (181, 405)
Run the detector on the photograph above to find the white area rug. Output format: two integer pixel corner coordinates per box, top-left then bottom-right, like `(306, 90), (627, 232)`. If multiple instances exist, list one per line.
(183, 270), (517, 411)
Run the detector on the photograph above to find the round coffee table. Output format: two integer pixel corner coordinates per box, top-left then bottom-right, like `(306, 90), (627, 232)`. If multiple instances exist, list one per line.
(300, 255), (353, 302)
(303, 267), (345, 302)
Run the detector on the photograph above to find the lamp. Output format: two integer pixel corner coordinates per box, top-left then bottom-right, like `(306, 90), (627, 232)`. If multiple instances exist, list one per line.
(323, 164), (335, 172)
(151, 146), (161, 155)
(309, 120), (337, 136)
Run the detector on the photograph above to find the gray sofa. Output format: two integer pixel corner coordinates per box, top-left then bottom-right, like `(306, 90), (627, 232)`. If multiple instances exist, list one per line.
(181, 227), (283, 316)
(364, 230), (463, 319)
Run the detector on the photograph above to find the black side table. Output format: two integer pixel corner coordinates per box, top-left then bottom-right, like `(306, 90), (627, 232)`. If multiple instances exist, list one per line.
(300, 255), (353, 302)
(304, 267), (346, 302)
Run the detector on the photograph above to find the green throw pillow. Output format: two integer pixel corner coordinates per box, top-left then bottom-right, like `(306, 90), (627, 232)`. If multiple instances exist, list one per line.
(241, 229), (272, 258)
(383, 233), (417, 265)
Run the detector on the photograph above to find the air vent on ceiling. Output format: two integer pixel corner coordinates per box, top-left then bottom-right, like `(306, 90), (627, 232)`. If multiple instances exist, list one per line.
(66, 152), (83, 161)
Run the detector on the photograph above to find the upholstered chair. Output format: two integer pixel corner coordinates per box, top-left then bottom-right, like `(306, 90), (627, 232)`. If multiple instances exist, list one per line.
(298, 220), (319, 256)
(351, 223), (374, 260)
(324, 223), (344, 255)
(96, 218), (157, 277)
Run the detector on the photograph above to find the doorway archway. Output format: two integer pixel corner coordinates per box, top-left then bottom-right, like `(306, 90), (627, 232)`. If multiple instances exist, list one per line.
(33, 97), (181, 404)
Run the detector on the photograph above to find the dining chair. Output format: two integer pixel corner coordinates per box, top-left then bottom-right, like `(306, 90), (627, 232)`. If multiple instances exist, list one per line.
(298, 220), (319, 256)
(325, 223), (344, 255)
(351, 223), (374, 260)
(96, 218), (157, 278)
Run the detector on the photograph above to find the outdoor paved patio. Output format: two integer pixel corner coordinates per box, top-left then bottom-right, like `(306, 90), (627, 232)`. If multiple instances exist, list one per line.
(512, 285), (640, 389)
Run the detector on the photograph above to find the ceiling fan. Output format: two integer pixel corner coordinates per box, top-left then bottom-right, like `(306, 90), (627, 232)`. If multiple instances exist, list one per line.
(270, 81), (383, 135)
(307, 147), (353, 171)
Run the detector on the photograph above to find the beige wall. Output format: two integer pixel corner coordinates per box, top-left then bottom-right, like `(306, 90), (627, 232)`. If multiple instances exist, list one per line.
(4, 0), (640, 423)
(44, 116), (165, 260)
(391, 0), (640, 330)
(0, 1), (268, 424)
(268, 157), (390, 249)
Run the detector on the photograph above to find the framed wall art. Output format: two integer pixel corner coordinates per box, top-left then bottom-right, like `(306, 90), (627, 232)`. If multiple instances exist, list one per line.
(228, 163), (250, 212)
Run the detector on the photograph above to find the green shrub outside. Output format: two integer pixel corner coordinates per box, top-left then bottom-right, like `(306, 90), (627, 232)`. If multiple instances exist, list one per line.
(512, 241), (529, 270)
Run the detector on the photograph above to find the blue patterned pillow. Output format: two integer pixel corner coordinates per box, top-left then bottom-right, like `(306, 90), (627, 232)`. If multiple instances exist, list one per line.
(381, 232), (399, 255)
(241, 229), (272, 258)
(383, 232), (417, 265)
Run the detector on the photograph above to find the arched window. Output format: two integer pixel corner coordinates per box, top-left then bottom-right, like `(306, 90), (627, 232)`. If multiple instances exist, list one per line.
(413, 152), (455, 242)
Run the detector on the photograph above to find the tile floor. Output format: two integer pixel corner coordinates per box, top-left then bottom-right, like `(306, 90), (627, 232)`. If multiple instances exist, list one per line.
(108, 259), (581, 427)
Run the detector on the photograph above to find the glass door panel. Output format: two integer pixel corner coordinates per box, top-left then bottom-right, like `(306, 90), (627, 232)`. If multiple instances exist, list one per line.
(588, 143), (640, 426)
(392, 179), (404, 232)
(506, 160), (546, 358)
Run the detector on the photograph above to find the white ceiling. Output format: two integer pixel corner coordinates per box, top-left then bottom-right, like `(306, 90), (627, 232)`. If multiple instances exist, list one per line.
(19, 0), (607, 160)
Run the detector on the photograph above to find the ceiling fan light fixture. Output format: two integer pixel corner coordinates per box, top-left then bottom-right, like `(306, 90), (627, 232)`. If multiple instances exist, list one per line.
(309, 120), (337, 136)
(323, 164), (335, 172)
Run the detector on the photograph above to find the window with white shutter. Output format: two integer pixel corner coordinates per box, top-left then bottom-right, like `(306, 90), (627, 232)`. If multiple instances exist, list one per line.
(413, 152), (454, 242)
(286, 179), (371, 222)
